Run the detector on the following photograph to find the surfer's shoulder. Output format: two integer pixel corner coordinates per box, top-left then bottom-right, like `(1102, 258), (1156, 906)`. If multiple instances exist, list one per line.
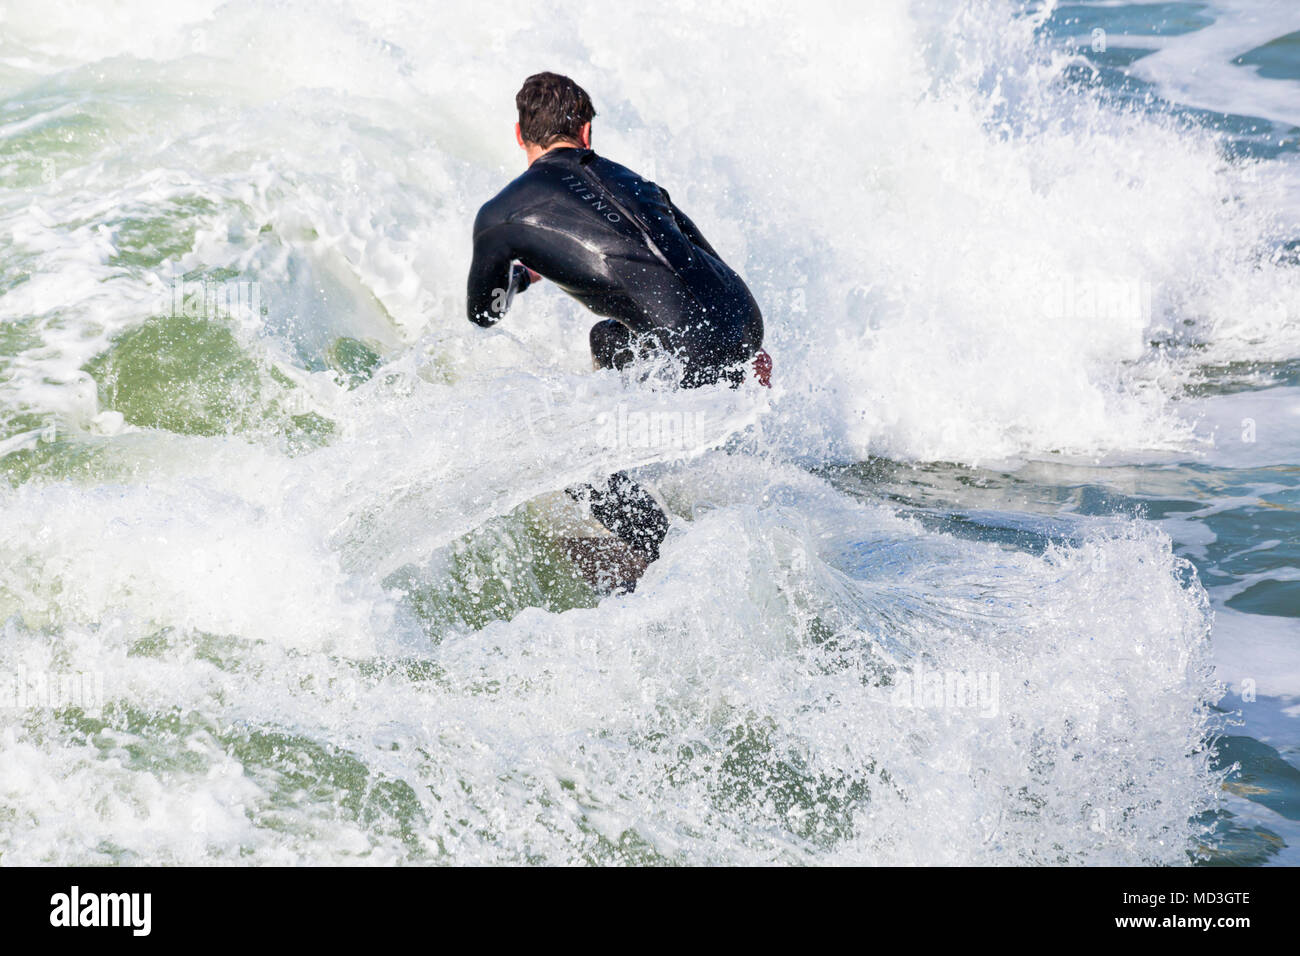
(584, 153), (667, 208)
(473, 164), (563, 236)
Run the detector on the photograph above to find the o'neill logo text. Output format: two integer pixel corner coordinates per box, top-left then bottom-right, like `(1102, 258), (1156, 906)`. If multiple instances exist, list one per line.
(50, 886), (151, 936)
(559, 174), (622, 223)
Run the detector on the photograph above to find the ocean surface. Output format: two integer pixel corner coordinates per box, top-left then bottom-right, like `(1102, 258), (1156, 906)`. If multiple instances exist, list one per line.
(1, 0), (1298, 864)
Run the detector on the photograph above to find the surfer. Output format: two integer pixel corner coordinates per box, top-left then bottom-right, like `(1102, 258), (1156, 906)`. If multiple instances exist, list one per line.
(466, 72), (769, 578)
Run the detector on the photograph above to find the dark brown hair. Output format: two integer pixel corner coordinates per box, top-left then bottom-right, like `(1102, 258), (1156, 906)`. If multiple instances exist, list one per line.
(515, 72), (596, 147)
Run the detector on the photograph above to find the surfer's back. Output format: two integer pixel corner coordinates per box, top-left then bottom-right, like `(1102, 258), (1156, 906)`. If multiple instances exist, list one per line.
(468, 145), (763, 366)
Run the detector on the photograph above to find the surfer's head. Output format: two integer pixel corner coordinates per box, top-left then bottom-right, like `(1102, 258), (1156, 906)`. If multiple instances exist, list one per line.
(515, 72), (595, 161)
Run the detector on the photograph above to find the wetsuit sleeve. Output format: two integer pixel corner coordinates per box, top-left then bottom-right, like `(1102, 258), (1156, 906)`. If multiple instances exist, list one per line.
(660, 188), (720, 259)
(466, 219), (532, 327)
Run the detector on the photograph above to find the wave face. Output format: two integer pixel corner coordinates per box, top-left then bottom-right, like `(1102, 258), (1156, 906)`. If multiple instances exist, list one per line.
(6, 0), (1297, 864)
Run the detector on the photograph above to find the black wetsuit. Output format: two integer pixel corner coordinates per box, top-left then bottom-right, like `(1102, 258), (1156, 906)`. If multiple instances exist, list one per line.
(466, 146), (763, 386)
(466, 147), (764, 574)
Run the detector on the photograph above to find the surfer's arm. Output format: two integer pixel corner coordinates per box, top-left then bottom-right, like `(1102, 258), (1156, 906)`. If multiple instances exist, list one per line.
(661, 188), (720, 259)
(466, 220), (532, 327)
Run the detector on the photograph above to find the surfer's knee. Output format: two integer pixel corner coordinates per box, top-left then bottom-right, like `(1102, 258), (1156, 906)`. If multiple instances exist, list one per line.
(589, 472), (668, 563)
(590, 319), (635, 371)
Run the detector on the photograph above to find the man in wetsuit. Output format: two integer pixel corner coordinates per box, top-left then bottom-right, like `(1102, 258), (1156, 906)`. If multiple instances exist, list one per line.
(466, 72), (767, 575)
